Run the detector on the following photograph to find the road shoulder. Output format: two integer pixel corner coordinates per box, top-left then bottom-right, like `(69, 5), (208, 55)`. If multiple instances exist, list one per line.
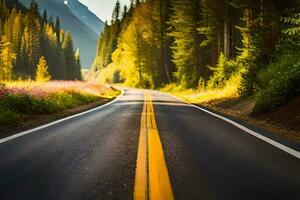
(160, 91), (300, 153)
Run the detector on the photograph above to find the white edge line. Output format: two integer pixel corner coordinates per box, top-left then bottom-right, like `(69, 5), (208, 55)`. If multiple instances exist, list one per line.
(163, 92), (300, 160)
(0, 89), (125, 144)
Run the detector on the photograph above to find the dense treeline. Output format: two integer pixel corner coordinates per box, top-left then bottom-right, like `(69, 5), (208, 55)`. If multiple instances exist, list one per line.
(91, 0), (300, 111)
(0, 0), (82, 81)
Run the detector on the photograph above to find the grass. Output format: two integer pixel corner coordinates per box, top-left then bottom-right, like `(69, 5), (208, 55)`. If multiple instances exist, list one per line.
(0, 81), (120, 125)
(161, 75), (241, 104)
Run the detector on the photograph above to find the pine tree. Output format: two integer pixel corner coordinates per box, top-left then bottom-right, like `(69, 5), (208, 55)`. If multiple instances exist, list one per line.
(48, 15), (54, 27)
(0, 0), (9, 20)
(0, 18), (3, 37)
(35, 56), (51, 82)
(112, 0), (121, 24)
(0, 42), (16, 81)
(74, 48), (82, 80)
(12, 11), (23, 49)
(62, 32), (81, 80)
(168, 0), (202, 87)
(55, 16), (60, 46)
(150, 0), (172, 84)
(3, 7), (17, 43)
(42, 10), (48, 24)
(20, 2), (41, 77)
(20, 18), (41, 77)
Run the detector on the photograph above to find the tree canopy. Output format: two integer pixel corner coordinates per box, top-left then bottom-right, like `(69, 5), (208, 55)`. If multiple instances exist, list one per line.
(0, 0), (82, 81)
(91, 0), (300, 110)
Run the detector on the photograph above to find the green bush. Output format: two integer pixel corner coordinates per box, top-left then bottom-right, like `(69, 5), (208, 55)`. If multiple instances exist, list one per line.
(47, 92), (98, 110)
(254, 53), (300, 112)
(0, 109), (22, 125)
(0, 92), (100, 117)
(0, 94), (55, 114)
(207, 53), (239, 89)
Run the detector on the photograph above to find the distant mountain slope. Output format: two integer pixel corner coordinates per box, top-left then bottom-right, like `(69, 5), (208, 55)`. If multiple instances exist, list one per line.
(20, 0), (102, 68)
(5, 0), (27, 11)
(67, 0), (104, 35)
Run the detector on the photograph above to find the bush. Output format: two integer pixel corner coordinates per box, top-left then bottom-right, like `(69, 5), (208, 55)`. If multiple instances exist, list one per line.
(207, 53), (239, 89)
(0, 92), (99, 115)
(48, 92), (98, 110)
(254, 53), (300, 112)
(0, 94), (55, 114)
(0, 109), (22, 125)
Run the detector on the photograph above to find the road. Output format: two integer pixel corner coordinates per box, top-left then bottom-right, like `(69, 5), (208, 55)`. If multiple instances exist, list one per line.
(0, 88), (300, 200)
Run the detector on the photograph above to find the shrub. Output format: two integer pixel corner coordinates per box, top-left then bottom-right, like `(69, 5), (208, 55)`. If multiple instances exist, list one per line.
(0, 94), (55, 114)
(207, 53), (239, 89)
(0, 109), (22, 125)
(0, 91), (99, 115)
(47, 92), (98, 110)
(254, 53), (300, 112)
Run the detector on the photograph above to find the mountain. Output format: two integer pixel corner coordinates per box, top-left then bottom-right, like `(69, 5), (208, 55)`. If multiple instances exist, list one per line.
(19, 0), (104, 68)
(67, 0), (104, 35)
(5, 0), (27, 11)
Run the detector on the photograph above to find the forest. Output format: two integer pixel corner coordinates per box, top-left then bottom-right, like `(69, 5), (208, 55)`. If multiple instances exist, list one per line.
(0, 0), (82, 81)
(90, 0), (300, 112)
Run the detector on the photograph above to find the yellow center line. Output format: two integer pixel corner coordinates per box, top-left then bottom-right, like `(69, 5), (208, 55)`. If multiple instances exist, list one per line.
(134, 93), (174, 200)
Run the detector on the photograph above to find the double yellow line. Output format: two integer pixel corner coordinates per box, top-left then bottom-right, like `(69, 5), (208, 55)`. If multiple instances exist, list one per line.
(134, 93), (174, 200)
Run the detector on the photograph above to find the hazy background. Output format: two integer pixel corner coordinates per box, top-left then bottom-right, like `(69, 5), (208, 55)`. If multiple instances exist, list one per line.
(79, 0), (130, 22)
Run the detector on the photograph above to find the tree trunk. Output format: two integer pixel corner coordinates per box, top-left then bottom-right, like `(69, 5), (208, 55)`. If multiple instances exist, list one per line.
(224, 20), (230, 58)
(160, 0), (171, 83)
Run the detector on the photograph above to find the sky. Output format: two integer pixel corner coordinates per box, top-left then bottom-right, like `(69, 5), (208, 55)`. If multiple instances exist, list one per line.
(79, 0), (130, 22)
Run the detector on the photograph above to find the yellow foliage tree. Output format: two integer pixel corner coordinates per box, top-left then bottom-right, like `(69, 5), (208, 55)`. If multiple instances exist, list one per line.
(0, 42), (16, 81)
(35, 56), (51, 82)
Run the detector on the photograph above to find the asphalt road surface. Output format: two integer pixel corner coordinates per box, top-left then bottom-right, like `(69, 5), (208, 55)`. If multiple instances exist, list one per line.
(0, 88), (299, 200)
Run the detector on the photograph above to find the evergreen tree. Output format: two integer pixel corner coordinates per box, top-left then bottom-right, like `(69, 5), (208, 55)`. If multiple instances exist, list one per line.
(62, 32), (81, 80)
(168, 0), (202, 87)
(12, 11), (23, 49)
(42, 10), (48, 24)
(35, 56), (51, 82)
(74, 48), (82, 79)
(112, 0), (121, 24)
(55, 16), (60, 46)
(0, 0), (9, 20)
(3, 7), (17, 43)
(0, 18), (3, 37)
(0, 42), (16, 81)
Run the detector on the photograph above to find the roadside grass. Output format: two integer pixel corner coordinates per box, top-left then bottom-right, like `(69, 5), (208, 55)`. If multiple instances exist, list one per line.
(0, 81), (120, 125)
(161, 78), (300, 142)
(161, 75), (240, 104)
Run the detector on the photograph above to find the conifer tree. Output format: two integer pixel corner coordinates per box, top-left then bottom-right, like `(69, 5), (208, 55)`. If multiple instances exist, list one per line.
(3, 7), (17, 43)
(168, 0), (202, 87)
(0, 0), (9, 20)
(62, 32), (81, 80)
(112, 0), (120, 24)
(35, 56), (51, 82)
(0, 42), (16, 81)
(42, 10), (48, 24)
(0, 18), (3, 37)
(74, 48), (82, 80)
(12, 12), (23, 49)
(55, 16), (60, 46)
